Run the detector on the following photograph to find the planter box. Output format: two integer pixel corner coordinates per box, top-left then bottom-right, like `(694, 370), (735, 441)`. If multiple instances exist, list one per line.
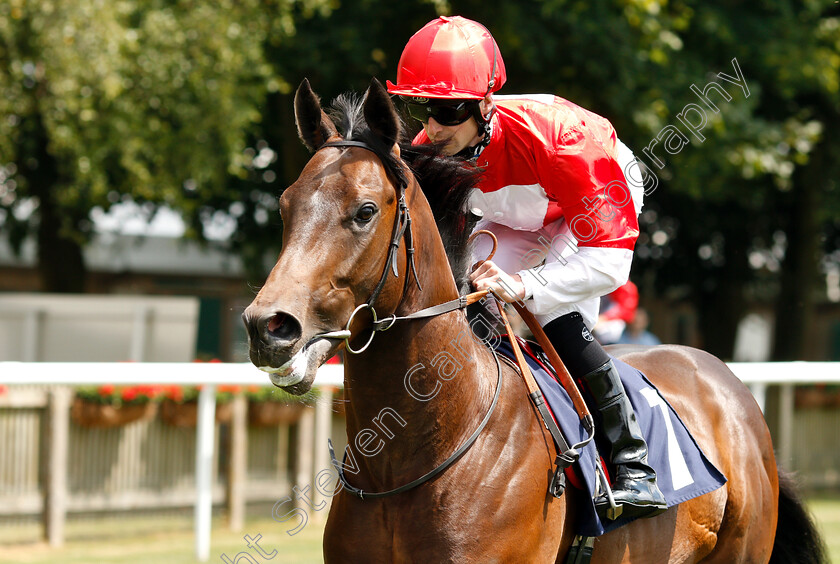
(160, 400), (233, 427)
(248, 401), (305, 427)
(70, 398), (157, 428)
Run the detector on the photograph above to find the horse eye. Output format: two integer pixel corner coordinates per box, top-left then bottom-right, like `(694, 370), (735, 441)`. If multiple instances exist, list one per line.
(354, 204), (377, 224)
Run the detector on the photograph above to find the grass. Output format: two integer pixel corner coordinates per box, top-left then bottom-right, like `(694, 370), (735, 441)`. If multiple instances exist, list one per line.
(0, 496), (837, 563)
(0, 513), (327, 564)
(810, 494), (840, 563)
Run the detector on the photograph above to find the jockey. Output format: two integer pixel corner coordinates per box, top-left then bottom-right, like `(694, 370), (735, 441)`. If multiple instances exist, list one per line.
(387, 16), (666, 520)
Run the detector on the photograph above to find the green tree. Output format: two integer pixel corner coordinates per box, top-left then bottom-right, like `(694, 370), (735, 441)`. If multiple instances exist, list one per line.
(443, 0), (840, 359)
(219, 0), (449, 281)
(2, 0), (837, 361)
(0, 0), (270, 291)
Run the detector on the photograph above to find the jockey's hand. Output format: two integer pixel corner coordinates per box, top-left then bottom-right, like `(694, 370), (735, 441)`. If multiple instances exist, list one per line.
(470, 260), (526, 303)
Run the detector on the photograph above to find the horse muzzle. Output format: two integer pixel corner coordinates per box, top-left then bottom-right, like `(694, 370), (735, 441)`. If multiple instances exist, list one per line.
(242, 308), (344, 392)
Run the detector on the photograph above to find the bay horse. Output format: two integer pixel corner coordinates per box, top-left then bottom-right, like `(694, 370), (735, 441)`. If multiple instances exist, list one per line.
(243, 78), (825, 563)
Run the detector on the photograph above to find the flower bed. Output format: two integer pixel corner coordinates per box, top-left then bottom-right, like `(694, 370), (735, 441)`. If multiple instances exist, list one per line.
(71, 385), (162, 428)
(245, 385), (313, 427)
(159, 385), (240, 427)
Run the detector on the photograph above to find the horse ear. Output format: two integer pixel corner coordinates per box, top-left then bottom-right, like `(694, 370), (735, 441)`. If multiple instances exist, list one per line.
(294, 78), (339, 152)
(363, 78), (401, 148)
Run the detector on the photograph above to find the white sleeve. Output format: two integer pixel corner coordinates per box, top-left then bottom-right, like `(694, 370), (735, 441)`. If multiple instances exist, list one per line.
(517, 246), (633, 315)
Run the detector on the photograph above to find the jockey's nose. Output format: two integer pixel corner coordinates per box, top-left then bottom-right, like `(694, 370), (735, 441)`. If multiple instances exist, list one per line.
(426, 117), (444, 137)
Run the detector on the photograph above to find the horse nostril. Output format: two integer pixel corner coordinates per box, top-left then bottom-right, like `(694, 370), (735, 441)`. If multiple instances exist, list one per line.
(267, 312), (302, 343)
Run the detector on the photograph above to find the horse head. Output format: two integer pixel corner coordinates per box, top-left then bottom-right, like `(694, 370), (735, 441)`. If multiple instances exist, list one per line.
(242, 78), (414, 394)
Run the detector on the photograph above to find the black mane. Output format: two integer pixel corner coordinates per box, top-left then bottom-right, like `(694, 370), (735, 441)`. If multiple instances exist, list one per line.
(400, 143), (483, 293)
(328, 93), (483, 293)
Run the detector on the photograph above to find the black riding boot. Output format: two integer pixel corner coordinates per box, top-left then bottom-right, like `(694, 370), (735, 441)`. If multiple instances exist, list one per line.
(582, 360), (667, 520)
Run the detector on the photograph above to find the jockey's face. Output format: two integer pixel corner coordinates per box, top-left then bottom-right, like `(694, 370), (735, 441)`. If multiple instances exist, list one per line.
(423, 115), (480, 156)
(413, 94), (493, 156)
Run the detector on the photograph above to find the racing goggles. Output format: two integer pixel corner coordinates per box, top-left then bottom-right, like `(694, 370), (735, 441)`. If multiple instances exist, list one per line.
(402, 98), (478, 126)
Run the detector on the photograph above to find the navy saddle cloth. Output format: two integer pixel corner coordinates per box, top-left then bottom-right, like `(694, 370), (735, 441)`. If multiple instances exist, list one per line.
(494, 339), (727, 537)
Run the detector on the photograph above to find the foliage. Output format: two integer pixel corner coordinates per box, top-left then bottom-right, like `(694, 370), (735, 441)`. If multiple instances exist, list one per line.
(1, 0), (838, 357)
(75, 384), (163, 406)
(161, 384), (242, 404)
(244, 384), (317, 404)
(0, 0), (271, 289)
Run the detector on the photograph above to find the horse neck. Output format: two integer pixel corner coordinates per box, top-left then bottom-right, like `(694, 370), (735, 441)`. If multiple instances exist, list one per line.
(341, 181), (497, 489)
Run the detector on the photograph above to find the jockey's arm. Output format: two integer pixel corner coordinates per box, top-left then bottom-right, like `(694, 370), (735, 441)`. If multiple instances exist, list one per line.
(470, 245), (631, 312)
(515, 245), (631, 314)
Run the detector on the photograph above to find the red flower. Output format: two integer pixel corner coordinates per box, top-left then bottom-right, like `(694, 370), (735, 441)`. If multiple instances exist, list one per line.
(135, 385), (161, 399)
(165, 385), (184, 402)
(98, 384), (115, 397)
(0, 385), (7, 396)
(121, 388), (138, 402)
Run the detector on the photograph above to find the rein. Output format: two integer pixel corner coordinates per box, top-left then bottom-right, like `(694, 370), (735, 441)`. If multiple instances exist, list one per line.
(328, 349), (503, 500)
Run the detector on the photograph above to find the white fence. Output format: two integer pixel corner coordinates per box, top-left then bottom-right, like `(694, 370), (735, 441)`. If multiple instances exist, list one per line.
(0, 362), (342, 561)
(0, 360), (839, 561)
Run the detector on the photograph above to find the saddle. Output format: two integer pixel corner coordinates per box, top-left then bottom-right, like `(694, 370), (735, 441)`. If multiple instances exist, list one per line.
(491, 300), (727, 559)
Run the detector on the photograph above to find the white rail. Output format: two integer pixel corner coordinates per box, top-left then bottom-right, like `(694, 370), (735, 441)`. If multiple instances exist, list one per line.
(1, 360), (838, 560)
(0, 361), (342, 561)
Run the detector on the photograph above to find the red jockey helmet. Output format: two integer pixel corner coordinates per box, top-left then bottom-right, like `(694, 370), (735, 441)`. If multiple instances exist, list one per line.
(387, 16), (507, 100)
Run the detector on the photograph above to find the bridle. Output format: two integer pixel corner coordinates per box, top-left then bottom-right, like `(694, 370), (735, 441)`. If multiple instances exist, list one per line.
(309, 138), (505, 500)
(311, 139), (485, 354)
(301, 139), (587, 502)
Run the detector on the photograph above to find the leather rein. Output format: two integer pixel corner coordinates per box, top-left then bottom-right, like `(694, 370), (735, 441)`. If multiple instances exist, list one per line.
(316, 139), (505, 500)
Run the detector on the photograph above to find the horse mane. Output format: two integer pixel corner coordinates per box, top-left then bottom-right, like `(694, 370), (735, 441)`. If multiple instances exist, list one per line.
(328, 93), (483, 294)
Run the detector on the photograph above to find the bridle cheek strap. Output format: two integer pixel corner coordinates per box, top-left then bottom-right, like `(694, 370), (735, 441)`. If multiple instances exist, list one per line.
(319, 140), (421, 312)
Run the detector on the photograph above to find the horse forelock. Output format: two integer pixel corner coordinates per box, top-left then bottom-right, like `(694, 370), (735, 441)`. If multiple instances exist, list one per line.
(327, 93), (409, 190)
(326, 93), (483, 293)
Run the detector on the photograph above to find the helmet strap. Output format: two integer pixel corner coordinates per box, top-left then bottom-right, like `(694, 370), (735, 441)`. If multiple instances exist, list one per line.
(456, 107), (494, 161)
